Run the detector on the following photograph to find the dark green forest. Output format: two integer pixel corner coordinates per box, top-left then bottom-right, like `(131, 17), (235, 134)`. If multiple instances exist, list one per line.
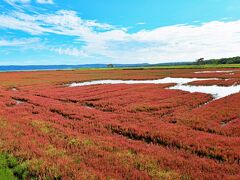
(196, 56), (240, 65)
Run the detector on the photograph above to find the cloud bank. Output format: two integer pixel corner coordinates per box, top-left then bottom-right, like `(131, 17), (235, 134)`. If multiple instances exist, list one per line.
(0, 38), (39, 47)
(4, 0), (53, 4)
(36, 0), (53, 4)
(1, 9), (240, 63)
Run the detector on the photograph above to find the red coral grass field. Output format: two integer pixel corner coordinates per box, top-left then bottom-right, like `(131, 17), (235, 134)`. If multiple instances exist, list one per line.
(0, 68), (239, 179)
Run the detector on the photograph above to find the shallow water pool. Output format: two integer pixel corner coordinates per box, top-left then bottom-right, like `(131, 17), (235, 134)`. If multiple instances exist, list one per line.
(69, 77), (240, 99)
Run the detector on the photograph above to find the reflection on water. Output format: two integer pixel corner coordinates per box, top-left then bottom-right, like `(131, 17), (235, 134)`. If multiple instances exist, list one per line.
(69, 77), (240, 99)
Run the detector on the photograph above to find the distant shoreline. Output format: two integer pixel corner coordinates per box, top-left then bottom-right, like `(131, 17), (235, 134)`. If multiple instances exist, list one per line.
(0, 63), (239, 73)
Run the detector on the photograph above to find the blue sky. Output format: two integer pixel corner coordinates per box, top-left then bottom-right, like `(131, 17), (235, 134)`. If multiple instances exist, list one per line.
(1, 0), (240, 65)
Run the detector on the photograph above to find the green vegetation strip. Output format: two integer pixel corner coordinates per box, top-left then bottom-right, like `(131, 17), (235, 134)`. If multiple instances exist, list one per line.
(0, 153), (32, 179)
(76, 64), (240, 70)
(127, 64), (240, 69)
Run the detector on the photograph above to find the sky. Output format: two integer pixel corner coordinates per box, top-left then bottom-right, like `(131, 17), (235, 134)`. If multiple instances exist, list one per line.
(1, 0), (240, 65)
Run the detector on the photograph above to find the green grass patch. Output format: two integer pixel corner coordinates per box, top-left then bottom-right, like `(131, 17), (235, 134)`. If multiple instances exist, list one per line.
(0, 153), (33, 179)
(30, 120), (54, 134)
(82, 139), (94, 146)
(45, 145), (66, 158)
(0, 118), (8, 129)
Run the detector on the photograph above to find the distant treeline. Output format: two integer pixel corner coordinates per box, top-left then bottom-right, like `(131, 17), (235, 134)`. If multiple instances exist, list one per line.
(148, 56), (240, 67)
(196, 56), (240, 65)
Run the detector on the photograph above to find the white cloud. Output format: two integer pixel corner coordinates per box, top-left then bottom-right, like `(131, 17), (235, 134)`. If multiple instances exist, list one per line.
(4, 0), (53, 5)
(0, 38), (40, 47)
(1, 9), (240, 63)
(4, 0), (30, 4)
(52, 47), (88, 57)
(137, 22), (145, 25)
(36, 0), (53, 4)
(0, 14), (48, 35)
(0, 10), (115, 37)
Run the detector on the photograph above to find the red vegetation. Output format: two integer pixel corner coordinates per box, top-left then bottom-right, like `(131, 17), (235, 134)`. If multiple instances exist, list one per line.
(0, 68), (239, 179)
(188, 78), (240, 86)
